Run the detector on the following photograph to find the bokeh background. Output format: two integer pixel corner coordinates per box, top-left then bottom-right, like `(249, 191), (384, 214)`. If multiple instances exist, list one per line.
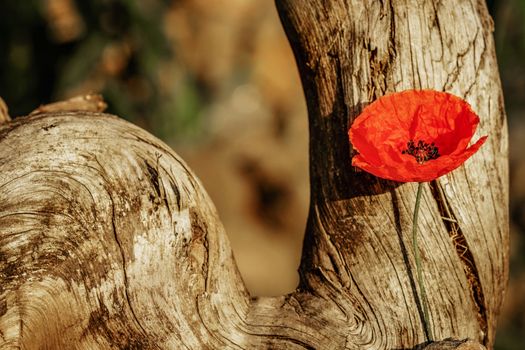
(0, 0), (523, 348)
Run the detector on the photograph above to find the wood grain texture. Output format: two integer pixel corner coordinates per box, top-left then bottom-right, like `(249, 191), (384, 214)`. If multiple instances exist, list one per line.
(0, 112), (251, 349)
(0, 0), (507, 349)
(277, 0), (508, 348)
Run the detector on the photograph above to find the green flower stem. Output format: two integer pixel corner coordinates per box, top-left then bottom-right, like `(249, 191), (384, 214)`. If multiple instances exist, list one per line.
(412, 182), (433, 341)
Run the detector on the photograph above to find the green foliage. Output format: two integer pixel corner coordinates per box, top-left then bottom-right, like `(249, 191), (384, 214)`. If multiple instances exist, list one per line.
(0, 0), (204, 141)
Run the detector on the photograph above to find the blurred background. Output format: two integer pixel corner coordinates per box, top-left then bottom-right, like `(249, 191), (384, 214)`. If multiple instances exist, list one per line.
(0, 0), (523, 348)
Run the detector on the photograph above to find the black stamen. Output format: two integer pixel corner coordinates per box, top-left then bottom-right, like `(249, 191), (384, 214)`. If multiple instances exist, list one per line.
(402, 139), (440, 164)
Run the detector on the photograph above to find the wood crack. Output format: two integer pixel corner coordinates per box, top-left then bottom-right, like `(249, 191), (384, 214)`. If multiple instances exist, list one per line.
(108, 194), (153, 346)
(93, 155), (157, 348)
(429, 181), (487, 345)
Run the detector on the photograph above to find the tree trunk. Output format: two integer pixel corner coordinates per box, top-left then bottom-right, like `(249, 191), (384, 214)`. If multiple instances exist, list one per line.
(0, 0), (507, 349)
(277, 0), (508, 348)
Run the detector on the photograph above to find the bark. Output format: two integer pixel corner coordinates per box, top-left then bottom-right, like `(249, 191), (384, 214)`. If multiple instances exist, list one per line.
(277, 0), (508, 347)
(0, 0), (507, 349)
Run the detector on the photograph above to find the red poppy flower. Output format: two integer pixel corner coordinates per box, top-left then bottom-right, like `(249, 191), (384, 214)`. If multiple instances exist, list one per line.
(348, 90), (487, 182)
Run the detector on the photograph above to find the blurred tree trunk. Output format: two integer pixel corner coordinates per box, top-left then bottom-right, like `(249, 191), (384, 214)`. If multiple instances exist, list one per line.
(0, 1), (507, 350)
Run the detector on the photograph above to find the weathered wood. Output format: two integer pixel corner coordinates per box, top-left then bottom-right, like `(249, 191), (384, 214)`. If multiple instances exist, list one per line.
(29, 94), (107, 115)
(423, 338), (487, 350)
(0, 0), (507, 349)
(277, 0), (508, 347)
(0, 111), (250, 349)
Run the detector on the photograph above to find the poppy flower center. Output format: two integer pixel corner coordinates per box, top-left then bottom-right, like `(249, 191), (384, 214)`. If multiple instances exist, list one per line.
(401, 139), (440, 164)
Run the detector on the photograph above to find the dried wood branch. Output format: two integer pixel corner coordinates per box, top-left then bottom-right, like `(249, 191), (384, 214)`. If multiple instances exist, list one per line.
(0, 0), (507, 349)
